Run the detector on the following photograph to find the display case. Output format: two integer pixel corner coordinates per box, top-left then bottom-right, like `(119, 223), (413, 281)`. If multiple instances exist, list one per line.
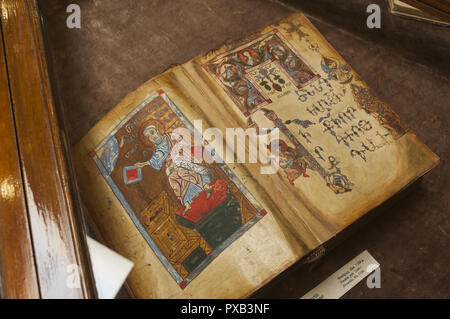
(0, 0), (448, 299)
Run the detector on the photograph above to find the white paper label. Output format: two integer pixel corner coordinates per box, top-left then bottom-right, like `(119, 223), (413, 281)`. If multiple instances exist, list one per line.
(87, 236), (134, 299)
(301, 250), (380, 299)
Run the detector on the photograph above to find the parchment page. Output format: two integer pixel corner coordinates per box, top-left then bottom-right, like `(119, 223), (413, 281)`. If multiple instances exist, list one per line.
(188, 13), (439, 235)
(74, 76), (308, 299)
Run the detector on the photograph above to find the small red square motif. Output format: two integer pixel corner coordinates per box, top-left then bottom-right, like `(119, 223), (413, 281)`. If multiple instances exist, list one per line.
(126, 168), (139, 181)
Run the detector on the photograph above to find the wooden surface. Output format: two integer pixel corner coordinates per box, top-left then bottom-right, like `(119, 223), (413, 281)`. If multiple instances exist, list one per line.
(0, 17), (40, 299)
(0, 0), (96, 298)
(400, 0), (450, 21)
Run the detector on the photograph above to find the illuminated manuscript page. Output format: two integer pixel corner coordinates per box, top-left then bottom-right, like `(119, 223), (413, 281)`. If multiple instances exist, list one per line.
(74, 14), (438, 298)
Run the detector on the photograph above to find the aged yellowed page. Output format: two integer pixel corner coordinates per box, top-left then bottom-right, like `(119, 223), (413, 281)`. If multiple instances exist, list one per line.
(74, 79), (307, 299)
(73, 13), (438, 299)
(187, 13), (439, 236)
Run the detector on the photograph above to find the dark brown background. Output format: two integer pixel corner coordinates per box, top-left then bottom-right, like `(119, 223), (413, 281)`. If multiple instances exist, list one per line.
(39, 0), (449, 298)
(108, 97), (181, 216)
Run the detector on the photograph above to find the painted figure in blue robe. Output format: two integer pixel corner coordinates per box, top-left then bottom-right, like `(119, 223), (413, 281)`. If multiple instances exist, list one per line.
(100, 136), (124, 175)
(134, 124), (214, 215)
(321, 56), (353, 84)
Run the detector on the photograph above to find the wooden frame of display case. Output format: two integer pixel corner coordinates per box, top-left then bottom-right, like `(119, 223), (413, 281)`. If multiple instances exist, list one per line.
(0, 0), (96, 298)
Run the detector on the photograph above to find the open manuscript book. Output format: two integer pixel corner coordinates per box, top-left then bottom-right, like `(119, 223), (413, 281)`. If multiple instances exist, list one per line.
(74, 13), (439, 298)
